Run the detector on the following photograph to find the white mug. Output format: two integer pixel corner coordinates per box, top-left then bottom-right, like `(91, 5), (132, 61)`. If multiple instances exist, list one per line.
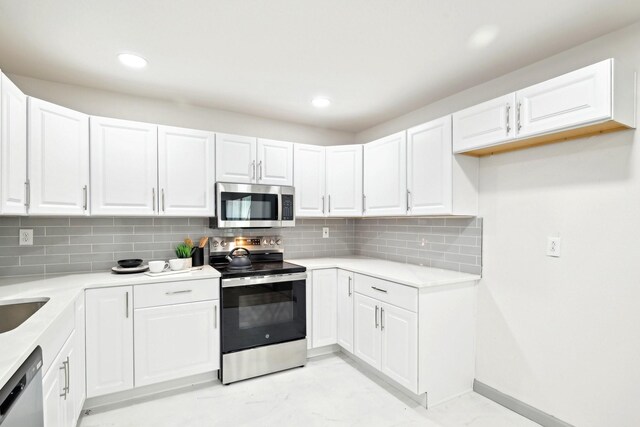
(149, 260), (169, 273)
(169, 258), (186, 271)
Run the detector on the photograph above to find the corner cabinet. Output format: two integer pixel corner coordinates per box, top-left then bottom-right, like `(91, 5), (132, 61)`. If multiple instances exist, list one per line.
(90, 117), (158, 216)
(336, 270), (354, 353)
(325, 145), (363, 217)
(407, 116), (478, 216)
(158, 125), (215, 216)
(311, 269), (338, 348)
(0, 73), (27, 215)
(454, 58), (636, 156)
(294, 144), (326, 217)
(28, 98), (90, 215)
(363, 131), (407, 216)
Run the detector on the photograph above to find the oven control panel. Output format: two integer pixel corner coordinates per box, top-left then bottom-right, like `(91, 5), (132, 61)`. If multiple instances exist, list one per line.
(210, 235), (283, 253)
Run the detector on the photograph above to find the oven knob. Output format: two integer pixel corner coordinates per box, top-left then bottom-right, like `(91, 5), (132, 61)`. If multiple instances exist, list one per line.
(269, 239), (275, 245)
(220, 240), (228, 247)
(262, 239), (268, 246)
(212, 240), (219, 248)
(276, 239), (282, 246)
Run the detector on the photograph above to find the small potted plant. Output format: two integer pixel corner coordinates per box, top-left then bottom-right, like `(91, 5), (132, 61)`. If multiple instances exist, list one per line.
(175, 243), (193, 269)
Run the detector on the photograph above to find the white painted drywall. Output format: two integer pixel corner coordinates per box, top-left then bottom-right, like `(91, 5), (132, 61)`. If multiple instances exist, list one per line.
(357, 21), (640, 427)
(8, 74), (354, 146)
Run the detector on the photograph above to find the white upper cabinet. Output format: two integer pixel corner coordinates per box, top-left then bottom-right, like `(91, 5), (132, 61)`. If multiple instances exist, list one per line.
(453, 59), (636, 156)
(215, 133), (257, 183)
(407, 116), (453, 215)
(0, 73), (27, 215)
(363, 131), (407, 216)
(257, 138), (293, 185)
(28, 98), (89, 215)
(158, 125), (215, 216)
(325, 145), (363, 217)
(90, 117), (158, 216)
(452, 94), (516, 154)
(516, 59), (613, 138)
(294, 144), (326, 217)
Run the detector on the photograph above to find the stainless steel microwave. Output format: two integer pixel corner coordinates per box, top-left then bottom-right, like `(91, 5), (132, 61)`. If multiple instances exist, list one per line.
(213, 182), (295, 228)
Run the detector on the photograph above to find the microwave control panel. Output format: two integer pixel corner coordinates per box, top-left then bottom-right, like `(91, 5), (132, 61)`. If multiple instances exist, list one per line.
(282, 194), (294, 221)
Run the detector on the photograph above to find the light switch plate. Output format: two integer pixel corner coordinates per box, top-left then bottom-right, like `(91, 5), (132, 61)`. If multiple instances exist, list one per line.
(322, 227), (329, 238)
(19, 229), (33, 246)
(546, 236), (561, 257)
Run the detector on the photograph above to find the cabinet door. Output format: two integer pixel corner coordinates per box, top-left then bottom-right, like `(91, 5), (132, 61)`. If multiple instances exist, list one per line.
(158, 126), (215, 216)
(353, 293), (381, 369)
(71, 296), (86, 422)
(407, 116), (452, 215)
(28, 98), (89, 215)
(85, 286), (134, 398)
(90, 117), (158, 216)
(363, 131), (406, 216)
(325, 145), (363, 217)
(134, 300), (220, 387)
(452, 93), (516, 153)
(257, 138), (293, 186)
(311, 269), (337, 348)
(336, 270), (354, 353)
(294, 144), (326, 217)
(42, 348), (65, 427)
(215, 133), (257, 183)
(516, 59), (612, 138)
(380, 303), (417, 393)
(0, 74), (27, 215)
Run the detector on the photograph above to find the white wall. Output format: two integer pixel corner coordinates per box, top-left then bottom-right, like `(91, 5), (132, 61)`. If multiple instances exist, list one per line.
(357, 21), (640, 427)
(8, 74), (354, 146)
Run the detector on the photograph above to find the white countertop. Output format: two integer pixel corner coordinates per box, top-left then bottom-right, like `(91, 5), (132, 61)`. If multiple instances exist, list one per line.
(287, 256), (481, 289)
(0, 266), (221, 387)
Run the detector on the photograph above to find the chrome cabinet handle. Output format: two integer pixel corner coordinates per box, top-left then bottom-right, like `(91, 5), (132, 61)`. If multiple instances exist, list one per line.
(505, 103), (511, 134)
(58, 362), (67, 398)
(214, 304), (217, 329)
(152, 188), (156, 212)
(371, 286), (388, 293)
(83, 185), (88, 211)
(24, 181), (30, 208)
(162, 189), (166, 212)
(321, 196), (325, 214)
(251, 161), (256, 180)
(380, 308), (385, 331)
(363, 194), (366, 213)
(516, 102), (522, 132)
(65, 356), (70, 395)
(348, 276), (352, 296)
(406, 190), (411, 212)
(328, 194), (331, 213)
(125, 291), (129, 318)
(258, 161), (263, 181)
(165, 289), (192, 295)
(375, 305), (379, 328)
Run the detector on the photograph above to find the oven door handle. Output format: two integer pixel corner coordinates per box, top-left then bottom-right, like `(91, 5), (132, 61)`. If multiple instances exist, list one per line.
(221, 272), (308, 288)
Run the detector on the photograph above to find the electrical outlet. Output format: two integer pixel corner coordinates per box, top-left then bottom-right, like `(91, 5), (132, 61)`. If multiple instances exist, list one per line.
(322, 227), (329, 238)
(546, 236), (561, 257)
(19, 229), (33, 246)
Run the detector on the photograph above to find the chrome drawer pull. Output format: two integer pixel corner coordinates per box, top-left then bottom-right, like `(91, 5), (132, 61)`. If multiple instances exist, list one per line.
(166, 290), (193, 295)
(371, 286), (388, 293)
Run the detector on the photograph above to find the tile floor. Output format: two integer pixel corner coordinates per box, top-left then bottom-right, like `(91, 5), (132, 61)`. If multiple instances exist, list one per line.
(79, 354), (539, 427)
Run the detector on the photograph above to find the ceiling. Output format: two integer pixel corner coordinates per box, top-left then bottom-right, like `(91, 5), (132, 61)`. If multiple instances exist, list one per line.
(1, 1), (640, 133)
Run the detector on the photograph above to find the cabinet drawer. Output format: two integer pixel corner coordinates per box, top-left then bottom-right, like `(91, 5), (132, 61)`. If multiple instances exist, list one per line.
(134, 279), (219, 308)
(354, 274), (417, 312)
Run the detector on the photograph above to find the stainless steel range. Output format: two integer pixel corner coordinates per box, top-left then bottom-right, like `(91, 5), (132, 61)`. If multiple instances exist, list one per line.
(210, 236), (307, 385)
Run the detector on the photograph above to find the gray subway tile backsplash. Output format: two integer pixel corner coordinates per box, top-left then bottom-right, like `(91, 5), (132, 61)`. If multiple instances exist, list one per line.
(0, 216), (482, 278)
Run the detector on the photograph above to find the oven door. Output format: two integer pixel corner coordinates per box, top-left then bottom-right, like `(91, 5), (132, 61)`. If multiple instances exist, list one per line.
(221, 273), (306, 354)
(216, 182), (281, 228)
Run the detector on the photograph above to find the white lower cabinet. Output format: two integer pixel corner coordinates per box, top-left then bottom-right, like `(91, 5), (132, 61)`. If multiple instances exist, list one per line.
(85, 286), (134, 398)
(379, 303), (417, 392)
(336, 270), (354, 353)
(353, 293), (381, 368)
(43, 330), (79, 427)
(72, 295), (86, 421)
(134, 300), (220, 387)
(311, 269), (337, 348)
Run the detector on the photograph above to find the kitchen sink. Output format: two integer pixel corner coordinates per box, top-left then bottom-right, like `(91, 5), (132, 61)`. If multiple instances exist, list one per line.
(0, 298), (49, 334)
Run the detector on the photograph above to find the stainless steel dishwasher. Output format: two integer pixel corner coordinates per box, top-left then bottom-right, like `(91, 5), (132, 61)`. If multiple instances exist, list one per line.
(0, 347), (43, 427)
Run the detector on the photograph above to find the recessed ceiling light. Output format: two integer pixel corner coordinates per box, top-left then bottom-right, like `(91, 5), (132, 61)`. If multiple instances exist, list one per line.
(468, 25), (500, 49)
(118, 53), (148, 69)
(312, 97), (331, 108)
